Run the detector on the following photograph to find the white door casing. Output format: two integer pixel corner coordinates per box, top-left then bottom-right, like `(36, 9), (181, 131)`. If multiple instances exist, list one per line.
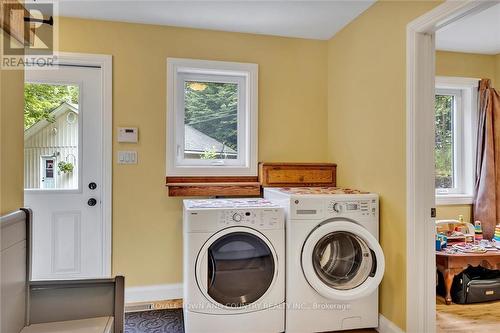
(301, 221), (384, 301)
(25, 53), (112, 281)
(406, 2), (497, 332)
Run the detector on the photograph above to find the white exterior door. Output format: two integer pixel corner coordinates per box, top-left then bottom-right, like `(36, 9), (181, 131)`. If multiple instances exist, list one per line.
(25, 64), (110, 280)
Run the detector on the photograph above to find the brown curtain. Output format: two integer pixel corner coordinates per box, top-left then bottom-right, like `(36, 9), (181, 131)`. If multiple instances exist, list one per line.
(473, 79), (500, 240)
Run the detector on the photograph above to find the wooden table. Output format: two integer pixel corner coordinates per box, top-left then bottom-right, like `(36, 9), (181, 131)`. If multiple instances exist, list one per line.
(436, 250), (500, 304)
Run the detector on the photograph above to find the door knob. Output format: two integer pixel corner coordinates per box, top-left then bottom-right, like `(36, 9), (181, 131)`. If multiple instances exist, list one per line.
(88, 182), (97, 190)
(87, 198), (97, 206)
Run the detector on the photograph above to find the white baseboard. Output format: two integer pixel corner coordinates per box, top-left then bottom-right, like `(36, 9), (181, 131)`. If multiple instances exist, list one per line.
(125, 283), (183, 304)
(377, 314), (405, 333)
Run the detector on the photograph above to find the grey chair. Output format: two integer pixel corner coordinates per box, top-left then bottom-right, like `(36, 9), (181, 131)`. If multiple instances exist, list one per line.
(1, 209), (124, 333)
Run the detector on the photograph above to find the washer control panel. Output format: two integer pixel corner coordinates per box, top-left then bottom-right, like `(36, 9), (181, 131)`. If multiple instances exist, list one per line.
(218, 208), (283, 229)
(327, 199), (377, 217)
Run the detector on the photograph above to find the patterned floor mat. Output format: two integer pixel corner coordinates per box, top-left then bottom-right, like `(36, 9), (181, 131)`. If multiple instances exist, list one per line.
(125, 309), (184, 333)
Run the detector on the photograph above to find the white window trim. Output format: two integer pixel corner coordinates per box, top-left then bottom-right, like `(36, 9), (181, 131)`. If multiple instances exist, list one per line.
(435, 76), (478, 205)
(175, 72), (247, 168)
(166, 58), (258, 177)
(435, 88), (463, 195)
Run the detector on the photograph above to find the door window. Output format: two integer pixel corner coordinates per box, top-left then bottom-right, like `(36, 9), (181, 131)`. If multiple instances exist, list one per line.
(206, 232), (275, 307)
(24, 83), (80, 190)
(312, 231), (375, 290)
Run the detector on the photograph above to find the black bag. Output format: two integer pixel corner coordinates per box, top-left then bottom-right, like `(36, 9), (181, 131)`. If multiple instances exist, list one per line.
(436, 270), (446, 297)
(451, 266), (500, 304)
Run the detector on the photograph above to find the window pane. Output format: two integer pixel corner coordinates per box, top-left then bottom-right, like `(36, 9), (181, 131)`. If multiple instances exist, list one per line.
(24, 83), (79, 190)
(435, 94), (454, 189)
(184, 81), (238, 160)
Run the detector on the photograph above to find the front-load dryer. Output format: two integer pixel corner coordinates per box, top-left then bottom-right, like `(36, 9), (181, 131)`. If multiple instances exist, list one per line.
(183, 198), (285, 333)
(264, 187), (385, 333)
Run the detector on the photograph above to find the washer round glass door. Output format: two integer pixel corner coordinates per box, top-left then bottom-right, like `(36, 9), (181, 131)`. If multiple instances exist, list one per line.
(301, 221), (384, 301)
(196, 227), (277, 308)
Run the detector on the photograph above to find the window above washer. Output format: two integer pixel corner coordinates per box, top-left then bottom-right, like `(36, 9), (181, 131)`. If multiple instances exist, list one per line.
(166, 58), (258, 177)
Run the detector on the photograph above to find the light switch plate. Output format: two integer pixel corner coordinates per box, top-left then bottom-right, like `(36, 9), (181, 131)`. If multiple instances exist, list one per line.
(118, 127), (138, 143)
(118, 151), (137, 164)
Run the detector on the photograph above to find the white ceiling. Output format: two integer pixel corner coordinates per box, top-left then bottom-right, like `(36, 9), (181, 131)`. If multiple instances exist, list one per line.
(50, 0), (375, 40)
(436, 3), (500, 55)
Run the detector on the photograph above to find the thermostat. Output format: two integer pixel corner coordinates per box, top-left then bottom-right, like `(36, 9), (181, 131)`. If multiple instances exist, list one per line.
(118, 127), (138, 143)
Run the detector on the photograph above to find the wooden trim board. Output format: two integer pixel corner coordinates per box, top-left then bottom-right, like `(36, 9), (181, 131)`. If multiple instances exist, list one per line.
(166, 176), (258, 184)
(167, 182), (261, 197)
(259, 162), (337, 187)
(1, 0), (34, 45)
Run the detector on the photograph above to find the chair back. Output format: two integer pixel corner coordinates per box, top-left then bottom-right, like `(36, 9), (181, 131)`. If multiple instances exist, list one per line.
(1, 209), (30, 333)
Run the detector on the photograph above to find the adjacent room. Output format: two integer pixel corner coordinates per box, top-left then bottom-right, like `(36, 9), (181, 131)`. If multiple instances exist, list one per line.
(1, 1), (499, 333)
(434, 3), (500, 332)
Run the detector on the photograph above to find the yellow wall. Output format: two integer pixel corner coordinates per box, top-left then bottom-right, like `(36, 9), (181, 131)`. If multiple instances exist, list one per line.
(326, 1), (440, 330)
(436, 51), (497, 86)
(496, 54), (500, 89)
(57, 17), (328, 286)
(4, 5), (492, 329)
(435, 204), (472, 222)
(436, 204), (473, 224)
(0, 31), (25, 216)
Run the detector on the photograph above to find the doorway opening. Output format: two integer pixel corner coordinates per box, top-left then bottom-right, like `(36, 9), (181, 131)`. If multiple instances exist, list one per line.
(434, 3), (500, 331)
(407, 2), (500, 333)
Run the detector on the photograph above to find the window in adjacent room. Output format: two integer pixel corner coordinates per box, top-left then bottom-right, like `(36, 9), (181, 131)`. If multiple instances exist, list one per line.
(435, 89), (460, 192)
(434, 77), (478, 205)
(167, 58), (258, 177)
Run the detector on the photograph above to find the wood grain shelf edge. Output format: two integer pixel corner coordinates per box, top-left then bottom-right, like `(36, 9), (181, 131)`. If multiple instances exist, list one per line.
(167, 183), (261, 197)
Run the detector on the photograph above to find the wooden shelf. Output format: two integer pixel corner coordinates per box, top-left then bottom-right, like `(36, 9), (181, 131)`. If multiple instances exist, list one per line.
(259, 162), (337, 187)
(167, 182), (261, 197)
(166, 176), (260, 197)
(166, 176), (258, 184)
(165, 162), (338, 197)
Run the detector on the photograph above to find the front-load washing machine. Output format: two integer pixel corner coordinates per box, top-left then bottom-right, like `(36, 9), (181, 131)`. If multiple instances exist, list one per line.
(264, 187), (385, 333)
(183, 199), (285, 333)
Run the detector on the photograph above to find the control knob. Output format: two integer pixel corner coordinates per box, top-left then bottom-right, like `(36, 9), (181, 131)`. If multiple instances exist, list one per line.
(232, 213), (242, 222)
(332, 202), (342, 213)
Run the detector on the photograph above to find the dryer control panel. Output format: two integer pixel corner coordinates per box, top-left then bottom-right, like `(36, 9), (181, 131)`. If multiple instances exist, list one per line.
(290, 195), (378, 221)
(218, 209), (283, 229)
(186, 208), (284, 232)
(327, 199), (377, 217)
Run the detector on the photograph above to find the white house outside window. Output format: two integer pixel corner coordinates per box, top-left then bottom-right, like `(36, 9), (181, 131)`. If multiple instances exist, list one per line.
(167, 58), (258, 176)
(435, 77), (478, 205)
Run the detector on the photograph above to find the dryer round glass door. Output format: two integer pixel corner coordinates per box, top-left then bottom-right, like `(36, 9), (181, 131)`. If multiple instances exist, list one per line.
(313, 231), (373, 290)
(196, 227), (277, 308)
(301, 221), (385, 301)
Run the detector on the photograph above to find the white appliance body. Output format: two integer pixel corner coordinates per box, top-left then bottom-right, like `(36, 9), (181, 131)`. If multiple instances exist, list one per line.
(183, 199), (285, 333)
(264, 188), (384, 333)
